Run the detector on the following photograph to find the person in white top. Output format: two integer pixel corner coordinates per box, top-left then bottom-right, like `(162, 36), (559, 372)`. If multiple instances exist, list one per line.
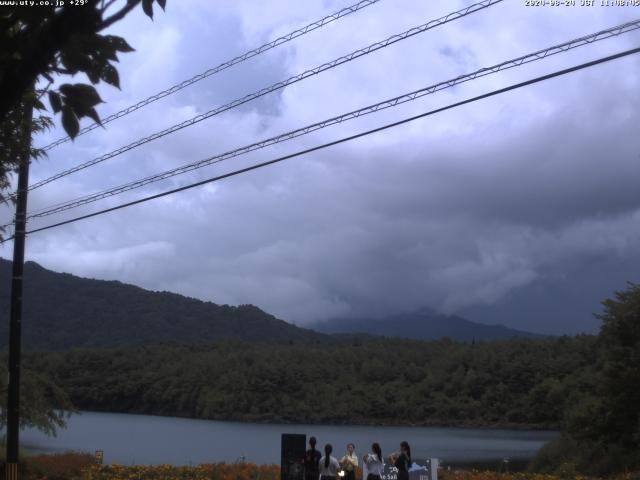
(319, 444), (341, 480)
(362, 443), (384, 480)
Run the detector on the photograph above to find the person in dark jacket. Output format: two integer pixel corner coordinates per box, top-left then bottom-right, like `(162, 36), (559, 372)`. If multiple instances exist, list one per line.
(304, 437), (322, 480)
(388, 441), (411, 480)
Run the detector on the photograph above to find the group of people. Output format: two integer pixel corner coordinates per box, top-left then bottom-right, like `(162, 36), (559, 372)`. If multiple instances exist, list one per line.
(303, 437), (413, 480)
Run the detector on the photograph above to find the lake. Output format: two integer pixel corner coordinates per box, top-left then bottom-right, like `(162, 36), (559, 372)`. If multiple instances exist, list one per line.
(19, 411), (557, 467)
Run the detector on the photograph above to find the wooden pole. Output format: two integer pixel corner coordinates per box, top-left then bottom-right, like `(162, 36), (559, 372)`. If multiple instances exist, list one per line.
(5, 96), (33, 480)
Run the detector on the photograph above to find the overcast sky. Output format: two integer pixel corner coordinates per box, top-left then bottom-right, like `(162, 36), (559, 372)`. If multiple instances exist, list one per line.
(2, 0), (640, 335)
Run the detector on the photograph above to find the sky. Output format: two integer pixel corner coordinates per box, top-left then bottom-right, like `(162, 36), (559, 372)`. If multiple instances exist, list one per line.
(2, 0), (640, 335)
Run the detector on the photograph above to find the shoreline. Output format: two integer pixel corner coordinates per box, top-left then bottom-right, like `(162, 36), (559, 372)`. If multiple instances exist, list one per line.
(69, 409), (560, 432)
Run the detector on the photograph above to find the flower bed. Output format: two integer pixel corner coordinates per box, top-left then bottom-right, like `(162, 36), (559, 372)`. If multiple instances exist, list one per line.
(12, 453), (639, 480)
(82, 462), (280, 480)
(438, 471), (640, 480)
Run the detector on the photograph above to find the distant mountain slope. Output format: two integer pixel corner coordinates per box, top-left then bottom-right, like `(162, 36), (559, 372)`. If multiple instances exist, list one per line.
(314, 308), (542, 341)
(0, 259), (329, 350)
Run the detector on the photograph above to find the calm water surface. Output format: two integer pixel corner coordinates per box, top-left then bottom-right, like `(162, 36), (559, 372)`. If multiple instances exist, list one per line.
(20, 411), (557, 466)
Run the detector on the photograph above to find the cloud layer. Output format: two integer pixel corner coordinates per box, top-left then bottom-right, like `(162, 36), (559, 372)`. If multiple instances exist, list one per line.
(2, 0), (640, 334)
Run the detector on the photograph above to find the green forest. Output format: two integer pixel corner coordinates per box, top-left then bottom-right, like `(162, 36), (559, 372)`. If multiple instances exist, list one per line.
(14, 336), (597, 429)
(0, 283), (638, 476)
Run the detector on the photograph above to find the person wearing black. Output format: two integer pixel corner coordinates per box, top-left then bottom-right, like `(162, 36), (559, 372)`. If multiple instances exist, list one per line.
(304, 437), (322, 480)
(389, 441), (411, 480)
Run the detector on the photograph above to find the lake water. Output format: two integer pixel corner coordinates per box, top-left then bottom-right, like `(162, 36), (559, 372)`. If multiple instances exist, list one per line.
(19, 411), (557, 467)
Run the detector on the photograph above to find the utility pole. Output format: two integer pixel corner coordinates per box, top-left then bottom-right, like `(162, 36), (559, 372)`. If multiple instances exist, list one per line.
(5, 97), (34, 480)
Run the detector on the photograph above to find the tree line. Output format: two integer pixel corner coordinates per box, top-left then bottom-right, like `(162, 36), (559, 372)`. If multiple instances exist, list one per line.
(9, 336), (597, 429)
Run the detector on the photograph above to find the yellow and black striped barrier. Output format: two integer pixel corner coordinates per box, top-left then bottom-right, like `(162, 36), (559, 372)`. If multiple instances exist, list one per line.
(5, 462), (19, 480)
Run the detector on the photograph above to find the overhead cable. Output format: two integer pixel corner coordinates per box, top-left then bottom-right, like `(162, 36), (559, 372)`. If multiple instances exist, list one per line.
(40, 0), (384, 151)
(27, 0), (503, 192)
(4, 45), (636, 242)
(24, 18), (640, 221)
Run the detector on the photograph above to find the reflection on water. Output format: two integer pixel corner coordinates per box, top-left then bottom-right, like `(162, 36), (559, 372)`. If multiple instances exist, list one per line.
(19, 411), (557, 467)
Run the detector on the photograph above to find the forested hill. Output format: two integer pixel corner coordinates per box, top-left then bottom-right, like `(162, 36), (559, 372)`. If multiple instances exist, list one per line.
(0, 258), (541, 351)
(0, 259), (329, 350)
(18, 336), (599, 428)
(315, 308), (541, 341)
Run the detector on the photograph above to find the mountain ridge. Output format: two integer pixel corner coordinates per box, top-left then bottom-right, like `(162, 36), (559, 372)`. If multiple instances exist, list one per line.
(0, 258), (330, 350)
(314, 307), (543, 341)
(0, 258), (543, 350)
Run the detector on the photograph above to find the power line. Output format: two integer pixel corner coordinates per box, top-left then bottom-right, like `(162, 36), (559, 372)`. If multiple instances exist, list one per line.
(26, 0), (503, 192)
(39, 0), (384, 152)
(23, 18), (640, 221)
(4, 46), (636, 243)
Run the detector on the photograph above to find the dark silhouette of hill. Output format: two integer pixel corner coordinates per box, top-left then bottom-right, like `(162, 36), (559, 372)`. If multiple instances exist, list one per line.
(0, 258), (329, 350)
(314, 308), (543, 341)
(0, 258), (542, 350)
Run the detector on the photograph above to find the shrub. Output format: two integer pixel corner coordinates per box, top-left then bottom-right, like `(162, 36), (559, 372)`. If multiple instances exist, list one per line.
(25, 451), (96, 480)
(531, 434), (640, 477)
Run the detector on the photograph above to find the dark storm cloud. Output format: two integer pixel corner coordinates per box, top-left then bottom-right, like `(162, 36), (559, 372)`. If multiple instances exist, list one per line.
(2, 0), (640, 334)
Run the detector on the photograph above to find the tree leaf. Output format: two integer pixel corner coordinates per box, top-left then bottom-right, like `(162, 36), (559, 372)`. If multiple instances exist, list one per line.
(101, 45), (119, 62)
(48, 91), (62, 113)
(58, 84), (73, 96)
(62, 84), (103, 109)
(33, 99), (46, 111)
(59, 44), (91, 75)
(86, 67), (101, 84)
(84, 107), (102, 126)
(61, 106), (79, 139)
(105, 35), (135, 53)
(142, 0), (153, 19)
(100, 64), (120, 89)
